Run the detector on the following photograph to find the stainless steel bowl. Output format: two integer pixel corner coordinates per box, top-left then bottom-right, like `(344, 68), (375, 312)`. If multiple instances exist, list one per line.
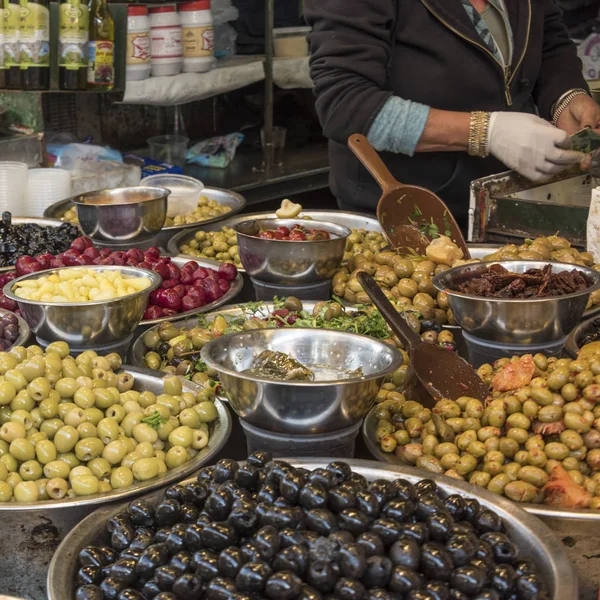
(0, 366), (231, 600)
(201, 328), (403, 434)
(0, 308), (31, 350)
(564, 315), (599, 358)
(73, 187), (169, 247)
(4, 265), (162, 348)
(48, 459), (578, 600)
(432, 260), (600, 344)
(235, 218), (350, 285)
(46, 187), (246, 250)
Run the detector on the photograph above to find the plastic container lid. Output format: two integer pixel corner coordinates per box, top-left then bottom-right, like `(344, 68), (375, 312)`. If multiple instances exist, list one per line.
(179, 0), (210, 11)
(128, 5), (147, 16)
(149, 5), (176, 13)
(273, 26), (311, 38)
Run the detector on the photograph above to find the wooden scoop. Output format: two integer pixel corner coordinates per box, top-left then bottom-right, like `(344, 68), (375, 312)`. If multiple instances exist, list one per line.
(357, 271), (489, 405)
(348, 134), (469, 257)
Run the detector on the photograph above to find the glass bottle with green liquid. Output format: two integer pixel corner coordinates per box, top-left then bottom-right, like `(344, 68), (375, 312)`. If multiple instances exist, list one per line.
(87, 0), (113, 90)
(19, 0), (50, 90)
(59, 0), (89, 90)
(4, 0), (21, 88)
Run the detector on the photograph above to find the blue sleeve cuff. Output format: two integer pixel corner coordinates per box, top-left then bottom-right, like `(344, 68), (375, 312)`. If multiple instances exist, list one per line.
(367, 96), (431, 156)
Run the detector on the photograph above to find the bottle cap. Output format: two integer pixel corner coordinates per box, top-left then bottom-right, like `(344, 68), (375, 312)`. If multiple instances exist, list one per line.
(149, 5), (176, 13)
(128, 5), (148, 16)
(179, 0), (210, 10)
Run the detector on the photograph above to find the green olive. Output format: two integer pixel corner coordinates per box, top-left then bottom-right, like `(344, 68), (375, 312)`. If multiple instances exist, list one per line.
(538, 405), (563, 423)
(35, 440), (57, 464)
(132, 423), (159, 444)
(102, 440), (128, 465)
(97, 418), (120, 444)
(14, 480), (39, 502)
(545, 442), (570, 460)
(75, 438), (104, 462)
(506, 413), (531, 430)
(504, 480), (538, 502)
(19, 459), (43, 481)
(10, 438), (35, 461)
(0, 381), (16, 406)
(110, 466), (134, 489)
(88, 457), (111, 479)
(195, 401), (218, 422)
(54, 426), (79, 453)
(71, 475), (100, 496)
(132, 457), (160, 481)
(487, 473), (510, 495)
(166, 446), (189, 469)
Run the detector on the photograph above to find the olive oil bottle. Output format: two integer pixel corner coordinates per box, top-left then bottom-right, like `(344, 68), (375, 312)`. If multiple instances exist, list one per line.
(4, 0), (20, 88)
(59, 0), (89, 90)
(87, 0), (113, 90)
(19, 0), (50, 90)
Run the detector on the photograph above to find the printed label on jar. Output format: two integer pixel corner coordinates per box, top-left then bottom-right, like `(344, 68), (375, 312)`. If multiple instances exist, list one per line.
(87, 40), (114, 85)
(127, 31), (150, 65)
(59, 0), (88, 69)
(151, 25), (182, 59)
(19, 0), (50, 68)
(4, 1), (19, 68)
(182, 25), (213, 58)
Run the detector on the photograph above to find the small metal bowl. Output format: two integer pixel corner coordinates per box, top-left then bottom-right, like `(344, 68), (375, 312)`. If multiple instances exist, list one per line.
(0, 308), (30, 350)
(201, 327), (404, 434)
(4, 265), (161, 349)
(235, 218), (350, 285)
(433, 260), (600, 345)
(564, 315), (600, 358)
(73, 186), (169, 247)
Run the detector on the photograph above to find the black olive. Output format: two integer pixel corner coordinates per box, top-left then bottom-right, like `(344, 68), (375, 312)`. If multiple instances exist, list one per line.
(406, 591), (437, 600)
(348, 472), (368, 490)
(265, 570), (304, 599)
(356, 532), (385, 557)
(80, 546), (116, 567)
(130, 528), (154, 552)
(192, 549), (219, 581)
(480, 533), (518, 565)
(450, 566), (487, 595)
(445, 534), (477, 567)
(214, 458), (239, 482)
(256, 484), (279, 504)
(425, 581), (449, 600)
(128, 500), (155, 527)
(117, 590), (143, 600)
(154, 527), (170, 544)
(170, 551), (193, 576)
(369, 518), (402, 547)
(442, 496), (465, 521)
(330, 530), (355, 548)
(197, 466), (215, 482)
(462, 498), (481, 523)
(140, 579), (161, 599)
(326, 461), (352, 484)
(308, 468), (338, 490)
(474, 510), (502, 534)
(364, 589), (394, 600)
(77, 565), (102, 586)
(165, 523), (187, 554)
(338, 508), (370, 535)
(273, 544), (309, 576)
(299, 483), (329, 510)
(490, 563), (516, 596)
(306, 560), (339, 592)
(415, 480), (440, 497)
(107, 514), (130, 533)
(368, 480), (395, 505)
(328, 486), (356, 513)
(247, 450), (273, 467)
(420, 542), (454, 581)
(415, 496), (445, 521)
(261, 504), (302, 530)
(229, 499), (259, 535)
(279, 528), (308, 548)
(183, 481), (210, 507)
(155, 593), (177, 600)
(448, 591), (469, 600)
(473, 590), (501, 600)
(515, 573), (544, 599)
(75, 585), (104, 600)
(362, 555), (393, 588)
(428, 512), (455, 543)
(264, 461), (293, 486)
(155, 566), (179, 591)
(306, 508), (339, 535)
(334, 577), (366, 600)
(391, 479), (417, 503)
(240, 543), (262, 564)
(110, 558), (137, 584)
(339, 543), (367, 578)
(299, 584), (324, 600)
(179, 503), (200, 523)
(280, 471), (307, 503)
(205, 576), (237, 600)
(355, 491), (380, 518)
(205, 488), (234, 521)
(217, 546), (244, 579)
(170, 572), (203, 600)
(389, 537), (421, 570)
(155, 500), (182, 527)
(475, 540), (495, 563)
(453, 522), (475, 537)
(236, 561), (273, 592)
(184, 523), (204, 551)
(514, 562), (536, 578)
(253, 525), (280, 561)
(400, 522), (430, 545)
(273, 496), (292, 508)
(201, 521), (238, 552)
(384, 498), (416, 522)
(136, 544), (169, 578)
(235, 464), (260, 490)
(100, 577), (127, 600)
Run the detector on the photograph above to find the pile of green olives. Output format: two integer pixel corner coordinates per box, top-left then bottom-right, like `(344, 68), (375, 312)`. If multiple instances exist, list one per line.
(373, 351), (600, 509)
(0, 342), (219, 503)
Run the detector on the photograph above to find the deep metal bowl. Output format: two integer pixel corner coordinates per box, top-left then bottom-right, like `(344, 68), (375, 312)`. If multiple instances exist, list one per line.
(201, 328), (403, 434)
(564, 315), (599, 358)
(46, 187), (246, 250)
(4, 265), (162, 349)
(432, 260), (600, 344)
(235, 218), (350, 285)
(72, 186), (169, 247)
(0, 366), (231, 600)
(48, 459), (578, 600)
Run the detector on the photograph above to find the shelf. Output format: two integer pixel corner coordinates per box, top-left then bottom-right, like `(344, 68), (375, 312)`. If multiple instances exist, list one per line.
(121, 55), (312, 106)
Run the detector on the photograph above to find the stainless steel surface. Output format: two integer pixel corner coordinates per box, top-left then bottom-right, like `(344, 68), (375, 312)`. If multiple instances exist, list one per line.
(235, 218), (350, 285)
(433, 260), (600, 344)
(45, 187), (247, 250)
(48, 459), (577, 600)
(0, 366), (231, 600)
(139, 255), (244, 327)
(73, 186), (169, 246)
(201, 327), (403, 434)
(4, 266), (161, 348)
(565, 315), (597, 358)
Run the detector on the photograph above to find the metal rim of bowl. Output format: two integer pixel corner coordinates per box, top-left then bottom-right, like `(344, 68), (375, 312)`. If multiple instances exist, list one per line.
(72, 186), (172, 205)
(234, 217), (352, 244)
(362, 404), (600, 522)
(47, 458), (578, 600)
(564, 314), (598, 358)
(200, 327), (405, 387)
(0, 366), (231, 511)
(3, 308), (30, 349)
(433, 260), (600, 304)
(3, 265), (162, 308)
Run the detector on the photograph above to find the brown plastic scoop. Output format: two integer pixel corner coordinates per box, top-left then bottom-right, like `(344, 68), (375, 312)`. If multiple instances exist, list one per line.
(357, 271), (489, 405)
(348, 134), (469, 257)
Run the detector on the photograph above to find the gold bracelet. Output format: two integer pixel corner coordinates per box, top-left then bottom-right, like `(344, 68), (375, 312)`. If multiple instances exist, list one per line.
(552, 89), (589, 125)
(468, 111), (491, 157)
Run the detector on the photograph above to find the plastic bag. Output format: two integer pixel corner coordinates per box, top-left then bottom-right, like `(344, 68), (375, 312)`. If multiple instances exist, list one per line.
(211, 0), (239, 25)
(214, 23), (237, 58)
(47, 143), (122, 171)
(186, 133), (244, 168)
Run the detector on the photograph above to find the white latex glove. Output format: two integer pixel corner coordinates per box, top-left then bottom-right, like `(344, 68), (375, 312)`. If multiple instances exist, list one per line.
(488, 112), (585, 182)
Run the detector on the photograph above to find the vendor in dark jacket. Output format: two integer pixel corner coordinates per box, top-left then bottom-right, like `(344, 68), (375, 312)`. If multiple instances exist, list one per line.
(305, 0), (600, 228)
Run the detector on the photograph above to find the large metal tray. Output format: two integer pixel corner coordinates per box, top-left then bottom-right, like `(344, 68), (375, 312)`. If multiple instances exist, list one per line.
(47, 459), (577, 600)
(0, 366), (231, 600)
(43, 187), (247, 250)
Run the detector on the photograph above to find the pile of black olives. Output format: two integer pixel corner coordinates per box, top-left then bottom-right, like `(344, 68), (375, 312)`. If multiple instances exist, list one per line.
(74, 456), (549, 600)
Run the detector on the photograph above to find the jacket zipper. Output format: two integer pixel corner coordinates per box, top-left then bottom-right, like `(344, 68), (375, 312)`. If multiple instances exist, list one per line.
(419, 0), (531, 108)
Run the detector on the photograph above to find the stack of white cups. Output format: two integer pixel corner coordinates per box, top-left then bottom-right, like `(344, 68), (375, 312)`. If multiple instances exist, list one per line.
(0, 162), (28, 214)
(27, 168), (72, 217)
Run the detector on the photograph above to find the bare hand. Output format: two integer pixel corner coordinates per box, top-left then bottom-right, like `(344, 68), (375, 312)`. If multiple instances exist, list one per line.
(556, 94), (600, 135)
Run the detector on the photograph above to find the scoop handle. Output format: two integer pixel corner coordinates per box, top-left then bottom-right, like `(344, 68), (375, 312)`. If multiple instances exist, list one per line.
(357, 271), (422, 349)
(348, 134), (402, 194)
